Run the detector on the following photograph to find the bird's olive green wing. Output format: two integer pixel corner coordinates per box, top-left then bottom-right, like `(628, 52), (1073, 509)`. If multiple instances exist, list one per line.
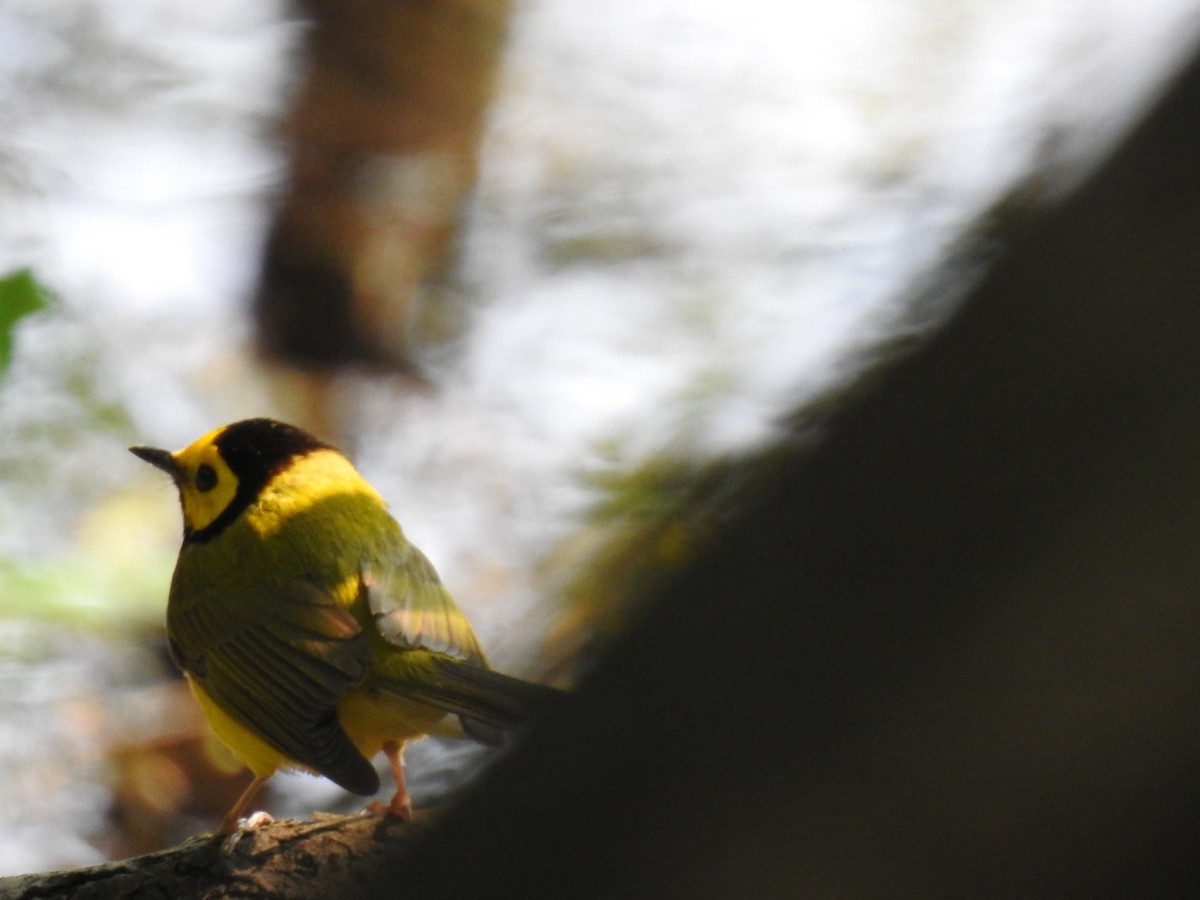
(169, 581), (380, 795)
(365, 541), (563, 743)
(365, 542), (487, 665)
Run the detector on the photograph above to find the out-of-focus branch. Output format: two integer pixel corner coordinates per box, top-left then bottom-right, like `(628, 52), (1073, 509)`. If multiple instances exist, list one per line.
(348, 41), (1200, 899)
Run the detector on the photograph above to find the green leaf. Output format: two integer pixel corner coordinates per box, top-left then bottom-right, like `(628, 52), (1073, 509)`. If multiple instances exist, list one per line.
(0, 267), (53, 374)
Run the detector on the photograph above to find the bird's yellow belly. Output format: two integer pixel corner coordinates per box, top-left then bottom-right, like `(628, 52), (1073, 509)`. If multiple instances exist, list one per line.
(190, 676), (451, 781)
(189, 676), (290, 778)
(337, 687), (451, 759)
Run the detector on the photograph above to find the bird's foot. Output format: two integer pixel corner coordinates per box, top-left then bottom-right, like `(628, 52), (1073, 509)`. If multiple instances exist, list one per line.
(366, 794), (412, 822)
(219, 810), (275, 853)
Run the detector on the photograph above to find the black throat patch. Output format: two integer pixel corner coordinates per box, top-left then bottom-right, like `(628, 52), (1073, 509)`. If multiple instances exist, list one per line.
(184, 418), (333, 544)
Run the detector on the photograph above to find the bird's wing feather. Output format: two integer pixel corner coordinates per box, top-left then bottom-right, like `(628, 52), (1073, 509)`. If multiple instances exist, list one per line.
(365, 542), (487, 665)
(169, 581), (380, 795)
(364, 541), (563, 741)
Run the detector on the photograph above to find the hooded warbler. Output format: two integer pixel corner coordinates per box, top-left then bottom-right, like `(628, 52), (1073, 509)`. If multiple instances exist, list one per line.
(131, 417), (554, 833)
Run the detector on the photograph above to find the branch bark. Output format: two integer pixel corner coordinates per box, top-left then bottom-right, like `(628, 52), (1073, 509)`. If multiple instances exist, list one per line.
(0, 815), (415, 900)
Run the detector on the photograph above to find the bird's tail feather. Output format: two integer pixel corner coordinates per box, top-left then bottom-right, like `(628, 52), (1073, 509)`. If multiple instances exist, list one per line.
(376, 654), (561, 745)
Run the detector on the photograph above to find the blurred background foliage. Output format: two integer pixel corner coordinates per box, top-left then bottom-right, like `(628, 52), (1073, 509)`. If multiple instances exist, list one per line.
(0, 268), (52, 374)
(2, 0), (1200, 875)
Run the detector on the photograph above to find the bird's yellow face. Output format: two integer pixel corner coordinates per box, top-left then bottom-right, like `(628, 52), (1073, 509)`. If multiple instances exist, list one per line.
(168, 426), (243, 535)
(131, 418), (337, 543)
(129, 424), (242, 536)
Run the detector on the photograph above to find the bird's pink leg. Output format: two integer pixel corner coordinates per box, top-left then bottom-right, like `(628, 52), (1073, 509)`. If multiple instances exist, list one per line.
(382, 740), (412, 820)
(219, 772), (272, 835)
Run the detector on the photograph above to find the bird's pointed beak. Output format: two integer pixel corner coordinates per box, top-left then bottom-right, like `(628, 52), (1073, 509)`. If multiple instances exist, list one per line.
(129, 445), (182, 479)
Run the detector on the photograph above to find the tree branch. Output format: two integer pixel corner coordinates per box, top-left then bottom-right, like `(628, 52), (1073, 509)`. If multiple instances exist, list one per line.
(0, 814), (416, 900)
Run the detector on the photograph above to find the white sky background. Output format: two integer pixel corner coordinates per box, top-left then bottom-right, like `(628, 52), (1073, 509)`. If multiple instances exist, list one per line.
(1, 0), (1199, 556)
(1, 0), (1200, 873)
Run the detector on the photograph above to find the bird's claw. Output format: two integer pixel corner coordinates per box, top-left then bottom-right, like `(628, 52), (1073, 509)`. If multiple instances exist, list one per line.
(220, 810), (275, 853)
(366, 798), (412, 822)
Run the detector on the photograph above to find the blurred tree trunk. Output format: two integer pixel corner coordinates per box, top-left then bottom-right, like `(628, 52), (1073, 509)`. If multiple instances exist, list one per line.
(254, 0), (509, 382)
(350, 41), (1200, 899)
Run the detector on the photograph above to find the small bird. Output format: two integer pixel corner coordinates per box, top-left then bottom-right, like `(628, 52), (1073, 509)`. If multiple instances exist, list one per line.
(131, 418), (555, 833)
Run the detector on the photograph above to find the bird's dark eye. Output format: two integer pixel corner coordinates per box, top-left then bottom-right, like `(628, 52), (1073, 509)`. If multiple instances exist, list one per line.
(195, 464), (218, 492)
